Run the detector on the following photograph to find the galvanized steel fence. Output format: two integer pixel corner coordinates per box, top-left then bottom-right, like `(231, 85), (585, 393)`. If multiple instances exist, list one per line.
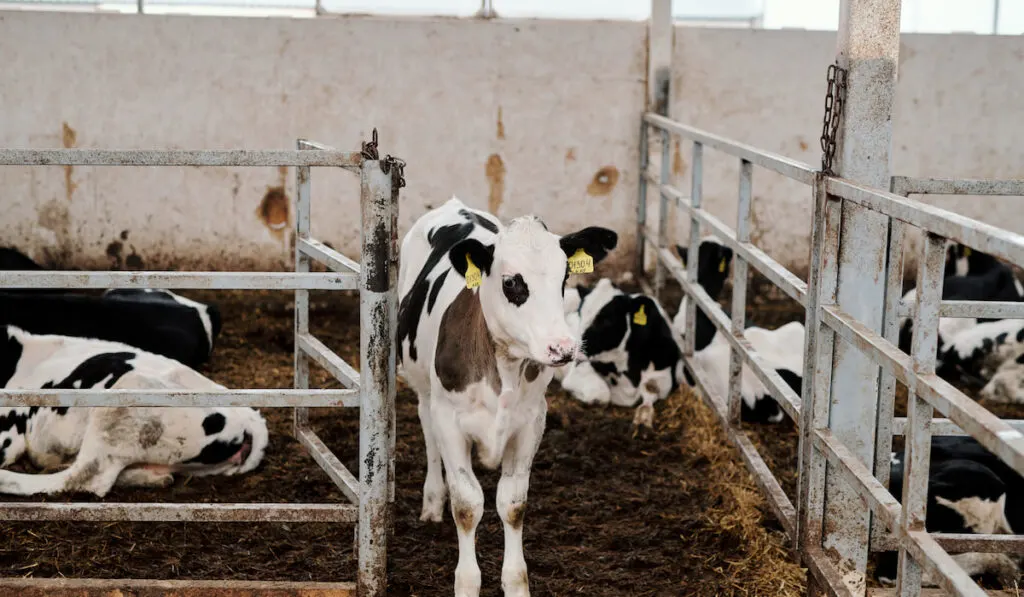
(638, 111), (1024, 596)
(0, 137), (400, 597)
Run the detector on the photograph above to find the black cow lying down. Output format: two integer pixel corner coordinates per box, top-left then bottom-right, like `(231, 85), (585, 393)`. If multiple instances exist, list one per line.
(0, 325), (267, 496)
(0, 246), (221, 368)
(876, 436), (1023, 588)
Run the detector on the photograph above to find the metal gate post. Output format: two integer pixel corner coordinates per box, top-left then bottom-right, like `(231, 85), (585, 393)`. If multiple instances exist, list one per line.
(357, 159), (398, 597)
(294, 151), (312, 433)
(821, 0), (902, 590)
(636, 120), (649, 277)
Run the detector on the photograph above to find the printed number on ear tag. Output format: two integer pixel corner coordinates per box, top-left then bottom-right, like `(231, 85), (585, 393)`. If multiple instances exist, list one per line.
(633, 305), (648, 326)
(568, 248), (594, 274)
(718, 258), (726, 273)
(465, 254), (482, 289)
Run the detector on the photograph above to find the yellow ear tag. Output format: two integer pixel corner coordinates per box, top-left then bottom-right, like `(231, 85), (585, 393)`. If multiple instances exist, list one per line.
(633, 304), (648, 326)
(568, 248), (594, 274)
(464, 254), (482, 289)
(963, 247), (972, 257)
(718, 258), (726, 273)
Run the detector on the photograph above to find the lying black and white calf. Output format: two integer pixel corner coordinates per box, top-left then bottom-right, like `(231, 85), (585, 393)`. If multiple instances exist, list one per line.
(935, 318), (1024, 389)
(671, 239), (805, 424)
(0, 326), (267, 496)
(556, 278), (683, 427)
(876, 436), (1022, 587)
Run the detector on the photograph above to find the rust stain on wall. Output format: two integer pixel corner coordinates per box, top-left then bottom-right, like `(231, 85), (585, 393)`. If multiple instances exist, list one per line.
(586, 166), (619, 196)
(565, 148), (576, 163)
(672, 140), (687, 176)
(61, 122), (78, 201)
(257, 186), (291, 242)
(485, 154), (506, 215)
(797, 137), (809, 152)
(37, 199), (70, 235)
(278, 165), (288, 188)
(496, 107), (506, 140)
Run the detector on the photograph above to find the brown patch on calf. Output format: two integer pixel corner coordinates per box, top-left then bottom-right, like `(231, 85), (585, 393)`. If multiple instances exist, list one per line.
(256, 186), (290, 242)
(506, 502), (527, 530)
(643, 379), (659, 395)
(485, 154), (506, 215)
(435, 288), (500, 394)
(138, 419), (164, 449)
(586, 166), (619, 196)
(61, 122), (78, 201)
(454, 505), (477, 533)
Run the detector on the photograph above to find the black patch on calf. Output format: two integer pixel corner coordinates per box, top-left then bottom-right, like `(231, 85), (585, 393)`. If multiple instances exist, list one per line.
(997, 332), (1009, 344)
(1017, 352), (1024, 365)
(458, 209), (499, 234)
(0, 329), (24, 387)
(427, 269), (449, 314)
(184, 432), (250, 466)
(559, 227), (618, 266)
(202, 413), (227, 436)
(581, 296), (630, 357)
(591, 361), (619, 377)
(0, 247), (44, 271)
(398, 216), (485, 363)
(0, 409), (34, 436)
(502, 274), (529, 307)
(40, 352), (136, 390)
(622, 296), (681, 395)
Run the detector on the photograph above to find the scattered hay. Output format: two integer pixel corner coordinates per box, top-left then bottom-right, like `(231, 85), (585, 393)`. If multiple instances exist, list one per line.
(660, 387), (807, 596)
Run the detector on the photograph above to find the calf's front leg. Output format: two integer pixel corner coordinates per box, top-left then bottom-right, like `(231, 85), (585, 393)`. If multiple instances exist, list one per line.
(497, 407), (545, 597)
(435, 405), (484, 597)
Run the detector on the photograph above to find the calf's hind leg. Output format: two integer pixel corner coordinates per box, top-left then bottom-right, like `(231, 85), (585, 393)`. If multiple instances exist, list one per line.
(417, 393), (447, 522)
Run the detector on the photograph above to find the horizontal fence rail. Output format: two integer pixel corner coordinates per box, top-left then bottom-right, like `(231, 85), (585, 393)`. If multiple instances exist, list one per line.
(0, 148), (362, 169)
(0, 138), (397, 597)
(640, 111), (1024, 597)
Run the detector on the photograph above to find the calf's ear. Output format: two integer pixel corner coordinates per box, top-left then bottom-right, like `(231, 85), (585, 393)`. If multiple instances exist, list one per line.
(560, 227), (618, 266)
(449, 239), (495, 278)
(676, 244), (689, 267)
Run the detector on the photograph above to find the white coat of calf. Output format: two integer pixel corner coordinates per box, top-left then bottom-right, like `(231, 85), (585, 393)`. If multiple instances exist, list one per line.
(396, 197), (617, 597)
(691, 321), (804, 424)
(555, 279), (683, 428)
(0, 326), (268, 497)
(980, 341), (1024, 404)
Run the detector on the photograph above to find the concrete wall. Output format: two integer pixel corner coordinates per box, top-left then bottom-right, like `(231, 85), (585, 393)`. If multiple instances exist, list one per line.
(1, 12), (1023, 273)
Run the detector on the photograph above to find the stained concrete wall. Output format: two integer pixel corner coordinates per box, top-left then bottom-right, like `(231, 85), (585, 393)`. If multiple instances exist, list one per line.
(1, 12), (1022, 273)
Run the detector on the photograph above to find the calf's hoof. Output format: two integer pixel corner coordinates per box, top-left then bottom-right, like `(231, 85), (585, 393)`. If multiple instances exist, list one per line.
(502, 568), (530, 597)
(632, 404), (655, 429)
(419, 496), (445, 523)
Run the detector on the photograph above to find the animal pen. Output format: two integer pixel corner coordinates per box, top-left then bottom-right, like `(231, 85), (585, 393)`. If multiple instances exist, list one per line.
(0, 0), (1022, 595)
(637, 0), (1024, 595)
(0, 134), (402, 597)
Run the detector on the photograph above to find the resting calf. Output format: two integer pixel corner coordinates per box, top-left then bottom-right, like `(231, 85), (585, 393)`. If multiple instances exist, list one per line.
(397, 197), (617, 597)
(0, 326), (267, 496)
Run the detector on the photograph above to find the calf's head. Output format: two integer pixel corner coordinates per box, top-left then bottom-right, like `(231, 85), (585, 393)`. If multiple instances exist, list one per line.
(449, 216), (617, 366)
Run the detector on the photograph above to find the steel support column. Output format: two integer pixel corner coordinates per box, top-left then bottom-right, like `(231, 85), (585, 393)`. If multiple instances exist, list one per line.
(821, 0), (902, 591)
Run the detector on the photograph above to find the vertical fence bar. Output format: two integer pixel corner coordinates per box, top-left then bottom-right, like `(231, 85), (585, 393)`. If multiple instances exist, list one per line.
(872, 181), (908, 551)
(895, 233), (943, 596)
(683, 141), (704, 357)
(635, 120), (649, 277)
(821, 0), (902, 585)
(654, 130), (671, 300)
(798, 175), (842, 558)
(727, 159), (753, 423)
(294, 155), (311, 433)
(357, 159), (398, 597)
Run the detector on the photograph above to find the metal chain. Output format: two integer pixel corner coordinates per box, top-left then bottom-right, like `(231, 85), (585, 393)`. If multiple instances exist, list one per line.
(361, 128), (407, 189)
(819, 62), (848, 176)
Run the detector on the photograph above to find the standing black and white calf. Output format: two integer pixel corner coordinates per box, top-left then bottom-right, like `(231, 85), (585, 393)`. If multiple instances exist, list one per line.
(876, 436), (1022, 587)
(556, 278), (683, 427)
(672, 239), (804, 424)
(0, 325), (267, 496)
(397, 197), (617, 597)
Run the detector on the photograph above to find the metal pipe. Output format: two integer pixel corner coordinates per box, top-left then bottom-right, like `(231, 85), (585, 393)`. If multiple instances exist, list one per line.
(0, 502), (357, 523)
(653, 130), (671, 299)
(635, 120), (649, 277)
(727, 159), (753, 423)
(357, 159), (397, 597)
(0, 271), (358, 291)
(295, 154), (312, 433)
(683, 141), (703, 357)
(0, 148), (362, 169)
(0, 388), (359, 408)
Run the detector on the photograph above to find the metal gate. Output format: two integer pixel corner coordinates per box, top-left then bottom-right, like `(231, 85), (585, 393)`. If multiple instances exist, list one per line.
(0, 133), (401, 597)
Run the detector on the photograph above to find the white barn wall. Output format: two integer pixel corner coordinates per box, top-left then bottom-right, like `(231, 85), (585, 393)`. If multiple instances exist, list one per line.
(1, 12), (1022, 274)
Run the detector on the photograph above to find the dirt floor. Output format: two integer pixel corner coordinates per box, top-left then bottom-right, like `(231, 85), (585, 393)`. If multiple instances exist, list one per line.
(0, 287), (806, 596)
(4, 273), (1021, 594)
